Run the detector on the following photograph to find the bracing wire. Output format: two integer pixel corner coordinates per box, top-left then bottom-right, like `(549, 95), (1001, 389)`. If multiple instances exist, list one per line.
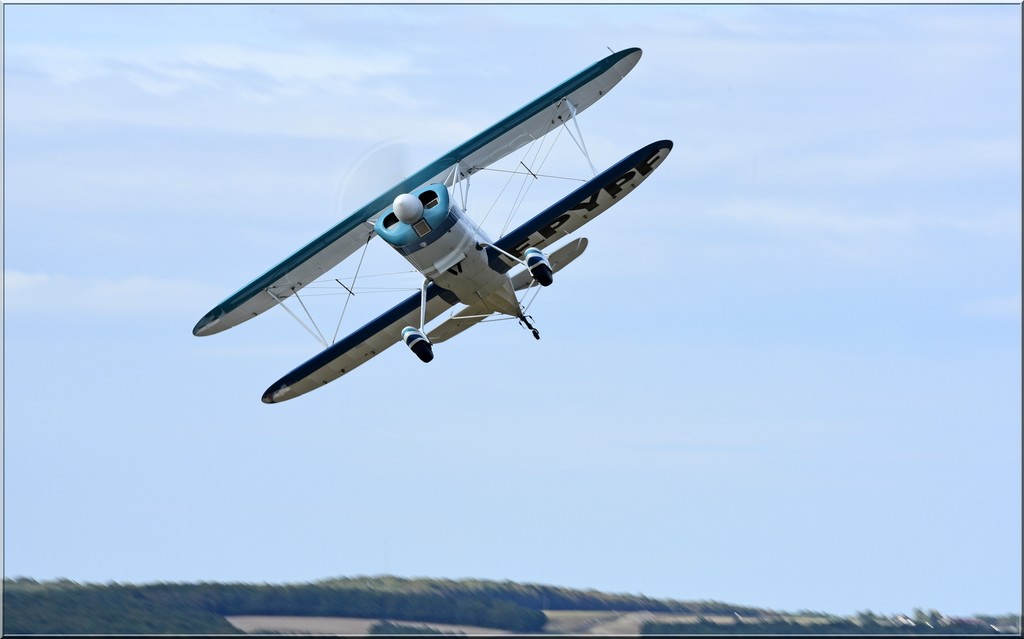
(477, 139), (540, 229)
(521, 282), (543, 314)
(499, 121), (567, 238)
(331, 234), (373, 344)
(480, 167), (586, 183)
(477, 100), (566, 230)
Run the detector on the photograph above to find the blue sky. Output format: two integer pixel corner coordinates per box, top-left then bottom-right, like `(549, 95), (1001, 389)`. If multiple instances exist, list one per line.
(3, 4), (1021, 618)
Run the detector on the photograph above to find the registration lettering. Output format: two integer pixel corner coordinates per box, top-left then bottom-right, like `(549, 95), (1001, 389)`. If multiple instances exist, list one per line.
(512, 151), (664, 256)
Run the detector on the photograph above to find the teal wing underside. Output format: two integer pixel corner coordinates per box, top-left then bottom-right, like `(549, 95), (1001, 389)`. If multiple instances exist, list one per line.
(193, 47), (643, 337)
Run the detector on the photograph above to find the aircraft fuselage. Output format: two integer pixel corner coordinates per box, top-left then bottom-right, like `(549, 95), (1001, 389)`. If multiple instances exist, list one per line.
(374, 183), (521, 318)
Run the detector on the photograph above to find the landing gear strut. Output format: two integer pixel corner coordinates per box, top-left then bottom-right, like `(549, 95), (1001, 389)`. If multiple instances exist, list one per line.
(402, 277), (434, 362)
(519, 315), (541, 340)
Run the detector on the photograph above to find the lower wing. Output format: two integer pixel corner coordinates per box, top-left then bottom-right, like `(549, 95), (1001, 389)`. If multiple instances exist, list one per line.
(261, 140), (672, 403)
(494, 139), (672, 261)
(261, 285), (457, 403)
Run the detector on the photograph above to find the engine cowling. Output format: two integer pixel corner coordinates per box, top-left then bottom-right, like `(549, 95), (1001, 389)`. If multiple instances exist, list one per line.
(524, 248), (554, 287)
(374, 184), (453, 252)
(401, 326), (433, 363)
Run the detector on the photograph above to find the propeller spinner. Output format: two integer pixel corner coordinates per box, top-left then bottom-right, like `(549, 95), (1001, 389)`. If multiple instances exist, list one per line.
(393, 193), (424, 224)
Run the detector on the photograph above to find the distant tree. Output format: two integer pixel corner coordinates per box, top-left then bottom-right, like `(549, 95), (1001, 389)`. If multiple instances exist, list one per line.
(856, 610), (881, 627)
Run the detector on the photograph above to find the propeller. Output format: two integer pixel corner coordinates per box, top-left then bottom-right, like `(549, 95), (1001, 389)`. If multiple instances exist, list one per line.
(323, 139), (418, 341)
(333, 139), (411, 216)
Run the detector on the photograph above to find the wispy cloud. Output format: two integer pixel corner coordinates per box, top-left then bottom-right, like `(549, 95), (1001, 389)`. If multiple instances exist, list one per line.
(3, 270), (222, 315)
(769, 137), (1022, 188)
(962, 295), (1022, 320)
(9, 42), (419, 98)
(3, 41), (453, 142)
(708, 199), (1021, 238)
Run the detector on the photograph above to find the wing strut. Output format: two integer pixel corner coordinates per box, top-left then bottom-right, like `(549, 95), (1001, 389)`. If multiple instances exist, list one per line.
(561, 99), (598, 176)
(418, 278), (430, 331)
(268, 288), (329, 348)
(443, 161), (473, 211)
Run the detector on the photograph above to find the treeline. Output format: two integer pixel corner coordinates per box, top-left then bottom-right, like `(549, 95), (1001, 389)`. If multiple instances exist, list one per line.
(317, 575), (765, 615)
(3, 578), (545, 634)
(2, 580), (241, 634)
(9, 576), (1012, 636)
(3, 575), (762, 635)
(642, 619), (1004, 635)
(369, 621), (464, 635)
(138, 581), (546, 630)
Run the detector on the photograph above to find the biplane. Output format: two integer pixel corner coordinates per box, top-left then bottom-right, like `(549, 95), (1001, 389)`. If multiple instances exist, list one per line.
(193, 47), (673, 403)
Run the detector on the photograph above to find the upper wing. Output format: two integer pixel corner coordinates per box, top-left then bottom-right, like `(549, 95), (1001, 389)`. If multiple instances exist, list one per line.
(493, 139), (673, 263)
(261, 284), (458, 403)
(193, 47), (643, 337)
